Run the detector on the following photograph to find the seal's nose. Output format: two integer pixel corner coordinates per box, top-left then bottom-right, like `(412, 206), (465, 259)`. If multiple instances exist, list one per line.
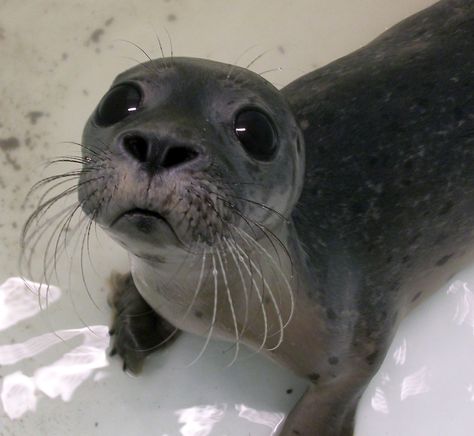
(121, 133), (200, 173)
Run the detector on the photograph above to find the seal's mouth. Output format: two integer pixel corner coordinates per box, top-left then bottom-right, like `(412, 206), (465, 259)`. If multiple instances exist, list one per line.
(111, 208), (167, 228)
(110, 208), (171, 233)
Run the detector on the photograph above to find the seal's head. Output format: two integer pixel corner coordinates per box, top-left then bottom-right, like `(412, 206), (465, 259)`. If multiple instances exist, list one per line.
(79, 57), (304, 259)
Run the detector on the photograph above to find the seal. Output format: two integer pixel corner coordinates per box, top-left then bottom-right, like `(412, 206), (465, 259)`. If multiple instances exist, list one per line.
(23, 0), (474, 435)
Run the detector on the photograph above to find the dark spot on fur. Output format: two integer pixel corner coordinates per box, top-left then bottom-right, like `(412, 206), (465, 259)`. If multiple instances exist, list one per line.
(326, 308), (337, 320)
(351, 201), (367, 215)
(439, 200), (454, 215)
(328, 356), (339, 365)
(434, 233), (448, 244)
(366, 351), (379, 365)
(453, 106), (464, 121)
(411, 291), (423, 302)
(403, 159), (414, 170)
(409, 232), (421, 244)
(402, 255), (410, 264)
(167, 13), (177, 22)
(292, 431), (301, 435)
(414, 27), (428, 38)
(105, 17), (114, 26)
(194, 310), (203, 319)
(0, 137), (20, 151)
(308, 372), (320, 383)
(368, 156), (378, 167)
(278, 45), (285, 54)
(286, 388), (293, 394)
(436, 254), (453, 266)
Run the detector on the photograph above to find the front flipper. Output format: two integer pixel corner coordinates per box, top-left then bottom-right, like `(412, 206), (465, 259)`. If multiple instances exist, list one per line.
(108, 272), (180, 373)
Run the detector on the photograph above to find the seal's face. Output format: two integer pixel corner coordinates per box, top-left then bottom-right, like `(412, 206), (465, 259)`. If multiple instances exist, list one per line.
(79, 57), (304, 259)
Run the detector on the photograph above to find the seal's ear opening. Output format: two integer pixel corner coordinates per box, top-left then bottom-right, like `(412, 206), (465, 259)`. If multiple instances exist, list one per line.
(234, 109), (277, 161)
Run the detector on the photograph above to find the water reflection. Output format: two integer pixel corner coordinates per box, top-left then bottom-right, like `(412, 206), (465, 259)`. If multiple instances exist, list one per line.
(392, 338), (407, 366)
(0, 277), (61, 331)
(448, 280), (474, 333)
(0, 325), (109, 419)
(1, 371), (38, 419)
(467, 384), (474, 402)
(174, 403), (285, 435)
(371, 387), (389, 414)
(175, 404), (226, 436)
(235, 403), (285, 432)
(400, 366), (430, 401)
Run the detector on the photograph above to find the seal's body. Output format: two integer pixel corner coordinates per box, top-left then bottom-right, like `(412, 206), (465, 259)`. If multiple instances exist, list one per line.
(71, 0), (473, 435)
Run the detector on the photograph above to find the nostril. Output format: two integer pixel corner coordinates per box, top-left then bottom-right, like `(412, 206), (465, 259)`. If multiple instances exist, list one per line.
(161, 146), (199, 169)
(123, 135), (149, 163)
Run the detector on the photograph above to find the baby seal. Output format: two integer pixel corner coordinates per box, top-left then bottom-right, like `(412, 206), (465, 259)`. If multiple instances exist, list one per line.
(25, 0), (474, 434)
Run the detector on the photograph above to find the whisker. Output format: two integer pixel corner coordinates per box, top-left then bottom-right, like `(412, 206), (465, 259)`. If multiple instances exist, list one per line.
(232, 238), (285, 350)
(179, 246), (207, 321)
(245, 49), (272, 70)
(236, 226), (295, 333)
(164, 27), (174, 59)
(226, 44), (259, 80)
(116, 39), (153, 63)
(223, 237), (249, 339)
(216, 246), (240, 366)
(154, 31), (166, 59)
(60, 141), (111, 161)
(227, 238), (269, 353)
(258, 67), (283, 76)
(80, 211), (102, 311)
(187, 250), (219, 366)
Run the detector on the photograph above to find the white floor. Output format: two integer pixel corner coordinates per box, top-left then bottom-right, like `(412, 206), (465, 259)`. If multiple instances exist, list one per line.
(3, 0), (474, 435)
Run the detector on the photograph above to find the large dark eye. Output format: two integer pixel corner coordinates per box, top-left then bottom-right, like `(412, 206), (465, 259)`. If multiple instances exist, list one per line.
(234, 109), (277, 161)
(95, 84), (142, 127)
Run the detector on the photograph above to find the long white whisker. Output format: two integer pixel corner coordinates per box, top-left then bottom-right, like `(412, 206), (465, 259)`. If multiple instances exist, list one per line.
(216, 244), (240, 367)
(181, 248), (207, 321)
(232, 234), (285, 351)
(236, 226), (295, 331)
(187, 250), (218, 366)
(223, 237), (249, 339)
(227, 238), (269, 353)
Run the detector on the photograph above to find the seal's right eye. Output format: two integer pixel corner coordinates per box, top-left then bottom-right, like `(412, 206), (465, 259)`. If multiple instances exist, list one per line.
(95, 84), (142, 127)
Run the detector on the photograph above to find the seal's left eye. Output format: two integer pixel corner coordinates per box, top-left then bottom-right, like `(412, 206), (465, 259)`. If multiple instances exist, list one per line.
(95, 84), (142, 127)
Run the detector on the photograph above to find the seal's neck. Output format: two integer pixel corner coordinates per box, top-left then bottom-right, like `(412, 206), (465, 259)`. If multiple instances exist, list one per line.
(128, 221), (322, 372)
